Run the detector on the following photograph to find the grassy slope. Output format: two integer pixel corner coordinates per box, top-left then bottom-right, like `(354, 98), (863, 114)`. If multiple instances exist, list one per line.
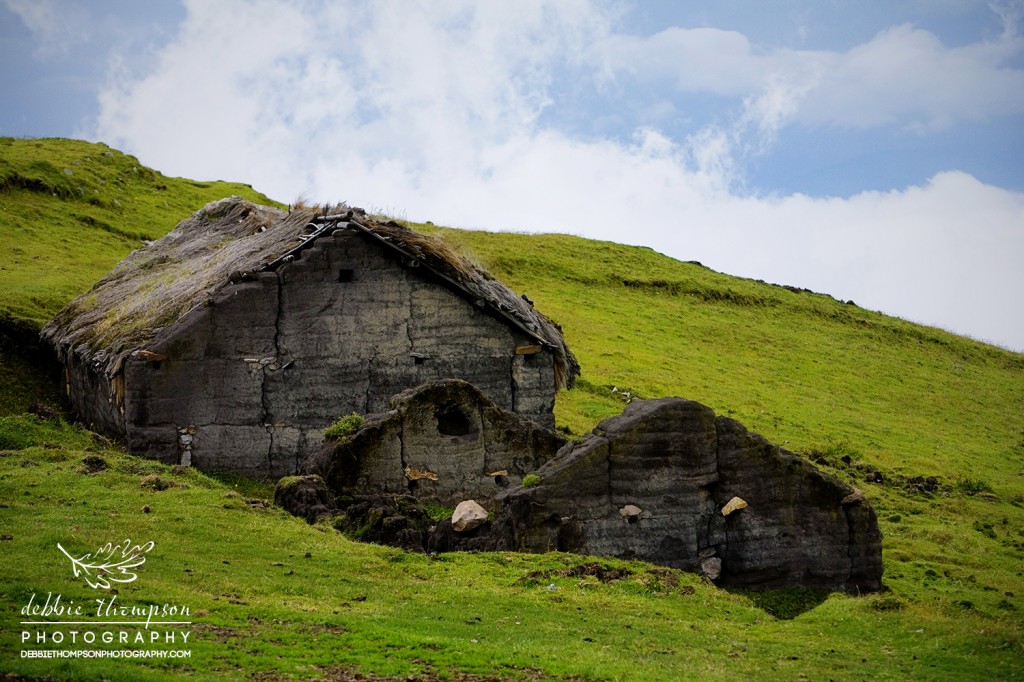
(0, 137), (279, 416)
(0, 137), (279, 328)
(419, 225), (1024, 482)
(1, 138), (1022, 680)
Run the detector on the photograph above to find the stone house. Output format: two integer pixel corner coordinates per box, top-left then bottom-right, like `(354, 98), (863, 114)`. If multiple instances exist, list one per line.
(42, 197), (578, 477)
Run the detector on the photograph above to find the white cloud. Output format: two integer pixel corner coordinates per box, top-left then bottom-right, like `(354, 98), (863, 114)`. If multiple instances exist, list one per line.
(88, 0), (1024, 350)
(94, 0), (609, 196)
(95, 0), (314, 188)
(599, 10), (1024, 134)
(2, 0), (90, 57)
(599, 27), (764, 95)
(709, 173), (1024, 350)
(799, 23), (1024, 130)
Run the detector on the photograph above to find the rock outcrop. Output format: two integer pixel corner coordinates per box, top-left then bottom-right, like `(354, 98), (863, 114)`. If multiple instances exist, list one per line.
(273, 474), (335, 523)
(304, 379), (567, 506)
(331, 494), (433, 553)
(488, 398), (883, 592)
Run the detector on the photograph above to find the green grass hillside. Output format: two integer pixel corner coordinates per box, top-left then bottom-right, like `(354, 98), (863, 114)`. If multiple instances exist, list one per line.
(0, 137), (279, 329)
(1, 138), (1022, 681)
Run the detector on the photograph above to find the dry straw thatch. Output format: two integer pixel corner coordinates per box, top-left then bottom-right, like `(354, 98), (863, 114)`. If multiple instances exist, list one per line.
(43, 197), (579, 388)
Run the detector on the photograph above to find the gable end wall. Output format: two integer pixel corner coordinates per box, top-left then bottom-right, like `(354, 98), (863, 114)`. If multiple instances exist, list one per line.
(116, 232), (557, 477)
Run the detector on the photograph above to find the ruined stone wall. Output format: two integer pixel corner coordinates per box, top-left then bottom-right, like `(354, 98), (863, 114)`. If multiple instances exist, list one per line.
(490, 398), (883, 593)
(292, 392), (882, 591)
(118, 231), (558, 477)
(306, 379), (567, 506)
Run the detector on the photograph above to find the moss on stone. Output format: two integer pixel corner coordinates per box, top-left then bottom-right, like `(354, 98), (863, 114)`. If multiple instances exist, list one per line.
(276, 474), (323, 491)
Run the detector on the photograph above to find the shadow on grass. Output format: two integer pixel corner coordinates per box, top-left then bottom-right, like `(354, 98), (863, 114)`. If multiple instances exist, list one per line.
(731, 587), (833, 620)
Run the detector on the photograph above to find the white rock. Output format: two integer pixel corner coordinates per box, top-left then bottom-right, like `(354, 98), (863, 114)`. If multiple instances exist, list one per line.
(619, 504), (643, 518)
(452, 500), (489, 533)
(721, 496), (748, 516)
(701, 556), (722, 580)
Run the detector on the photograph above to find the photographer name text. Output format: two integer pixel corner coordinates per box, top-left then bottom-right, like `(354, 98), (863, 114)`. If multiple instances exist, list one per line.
(21, 592), (191, 629)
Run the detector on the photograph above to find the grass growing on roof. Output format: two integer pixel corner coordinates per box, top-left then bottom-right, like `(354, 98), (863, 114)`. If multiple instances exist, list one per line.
(37, 177), (578, 391)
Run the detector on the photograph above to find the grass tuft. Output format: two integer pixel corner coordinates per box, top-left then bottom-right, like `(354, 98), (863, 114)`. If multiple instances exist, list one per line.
(324, 413), (366, 439)
(521, 474), (542, 488)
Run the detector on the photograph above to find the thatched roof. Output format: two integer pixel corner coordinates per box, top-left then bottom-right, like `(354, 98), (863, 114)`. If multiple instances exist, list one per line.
(42, 197), (579, 388)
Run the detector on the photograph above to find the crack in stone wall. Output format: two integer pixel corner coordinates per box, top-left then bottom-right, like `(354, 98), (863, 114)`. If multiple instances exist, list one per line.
(264, 271), (286, 473)
(843, 505), (857, 589)
(509, 354), (517, 416)
(398, 425), (412, 495)
(405, 277), (415, 357)
(605, 441), (614, 508)
(711, 418), (725, 573)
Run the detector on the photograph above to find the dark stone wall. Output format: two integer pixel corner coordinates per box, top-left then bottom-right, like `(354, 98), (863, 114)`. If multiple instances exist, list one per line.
(110, 232), (558, 477)
(62, 347), (126, 437)
(306, 379), (567, 506)
(489, 397), (883, 593)
(295, 393), (883, 592)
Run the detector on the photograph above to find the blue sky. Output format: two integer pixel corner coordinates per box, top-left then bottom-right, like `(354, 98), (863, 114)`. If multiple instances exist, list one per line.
(2, 0), (1023, 350)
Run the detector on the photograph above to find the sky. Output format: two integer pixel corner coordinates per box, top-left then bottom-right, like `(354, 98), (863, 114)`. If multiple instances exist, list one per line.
(2, 0), (1023, 351)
